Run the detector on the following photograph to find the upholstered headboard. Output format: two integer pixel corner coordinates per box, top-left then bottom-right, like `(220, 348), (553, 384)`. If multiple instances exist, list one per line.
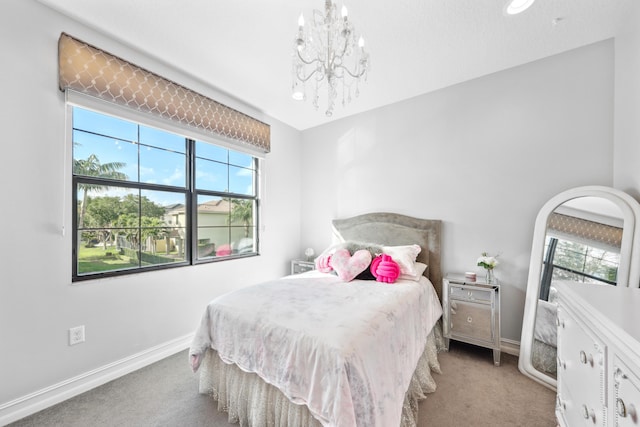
(332, 212), (443, 299)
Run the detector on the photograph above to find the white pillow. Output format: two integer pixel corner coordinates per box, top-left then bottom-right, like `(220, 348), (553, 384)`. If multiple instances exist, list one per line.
(382, 244), (421, 276)
(399, 262), (428, 281)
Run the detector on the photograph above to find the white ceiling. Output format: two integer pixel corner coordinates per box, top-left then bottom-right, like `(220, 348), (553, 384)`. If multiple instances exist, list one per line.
(38, 0), (633, 131)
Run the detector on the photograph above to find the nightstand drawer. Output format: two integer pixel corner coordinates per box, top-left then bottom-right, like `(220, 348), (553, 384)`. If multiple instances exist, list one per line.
(291, 260), (315, 275)
(450, 300), (493, 342)
(450, 286), (493, 303)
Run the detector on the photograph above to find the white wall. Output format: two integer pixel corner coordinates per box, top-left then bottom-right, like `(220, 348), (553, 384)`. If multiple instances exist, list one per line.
(1, 0), (634, 421)
(0, 0), (302, 419)
(614, 2), (640, 197)
(300, 40), (615, 342)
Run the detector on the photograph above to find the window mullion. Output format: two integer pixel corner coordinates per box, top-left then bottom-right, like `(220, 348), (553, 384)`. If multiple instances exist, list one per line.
(188, 138), (197, 264)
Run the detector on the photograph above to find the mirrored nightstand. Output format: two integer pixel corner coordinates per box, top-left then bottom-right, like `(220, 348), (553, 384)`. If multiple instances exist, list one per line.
(291, 260), (315, 275)
(443, 273), (501, 366)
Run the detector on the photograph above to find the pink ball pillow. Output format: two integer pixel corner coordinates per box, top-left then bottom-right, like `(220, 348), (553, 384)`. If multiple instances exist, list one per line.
(331, 249), (372, 282)
(370, 254), (400, 283)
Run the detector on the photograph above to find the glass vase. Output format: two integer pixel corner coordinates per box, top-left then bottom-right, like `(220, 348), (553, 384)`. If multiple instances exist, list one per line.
(485, 269), (494, 284)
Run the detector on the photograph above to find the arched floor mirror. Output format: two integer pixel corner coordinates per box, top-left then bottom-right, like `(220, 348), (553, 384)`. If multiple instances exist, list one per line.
(518, 186), (640, 389)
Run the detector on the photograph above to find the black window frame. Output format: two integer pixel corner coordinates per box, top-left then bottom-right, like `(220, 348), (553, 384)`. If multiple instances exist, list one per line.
(71, 104), (260, 282)
(539, 236), (617, 300)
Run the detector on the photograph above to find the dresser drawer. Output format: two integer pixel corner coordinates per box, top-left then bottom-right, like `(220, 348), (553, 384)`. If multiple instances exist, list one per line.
(449, 300), (493, 342)
(449, 285), (493, 303)
(557, 305), (606, 425)
(614, 357), (640, 426)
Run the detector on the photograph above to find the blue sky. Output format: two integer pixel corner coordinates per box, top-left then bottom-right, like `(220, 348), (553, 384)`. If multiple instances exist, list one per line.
(72, 107), (255, 208)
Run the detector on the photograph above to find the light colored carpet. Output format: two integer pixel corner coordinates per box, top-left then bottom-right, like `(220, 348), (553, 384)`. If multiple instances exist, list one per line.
(420, 341), (557, 426)
(8, 341), (556, 426)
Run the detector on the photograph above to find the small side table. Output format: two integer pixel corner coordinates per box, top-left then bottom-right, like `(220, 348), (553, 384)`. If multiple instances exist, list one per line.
(291, 259), (315, 275)
(443, 273), (501, 366)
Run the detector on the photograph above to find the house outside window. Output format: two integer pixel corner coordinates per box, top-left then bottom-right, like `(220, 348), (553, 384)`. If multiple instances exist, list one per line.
(71, 105), (259, 281)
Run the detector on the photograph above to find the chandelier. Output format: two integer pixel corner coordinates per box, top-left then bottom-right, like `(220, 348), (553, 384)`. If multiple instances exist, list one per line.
(291, 1), (370, 117)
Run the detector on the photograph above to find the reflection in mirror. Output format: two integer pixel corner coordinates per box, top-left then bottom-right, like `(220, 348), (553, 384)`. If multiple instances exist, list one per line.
(519, 186), (640, 390)
(531, 198), (623, 380)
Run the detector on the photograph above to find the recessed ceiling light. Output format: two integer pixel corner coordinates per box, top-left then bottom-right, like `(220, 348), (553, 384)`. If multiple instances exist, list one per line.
(505, 0), (536, 15)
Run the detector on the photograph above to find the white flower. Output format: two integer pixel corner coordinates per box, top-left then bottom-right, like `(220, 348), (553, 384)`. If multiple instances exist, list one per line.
(477, 252), (499, 270)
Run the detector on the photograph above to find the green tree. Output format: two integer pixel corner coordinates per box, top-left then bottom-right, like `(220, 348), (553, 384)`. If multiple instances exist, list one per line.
(120, 194), (165, 218)
(113, 199), (168, 254)
(85, 196), (124, 250)
(140, 217), (169, 254)
(230, 199), (253, 237)
(74, 154), (127, 228)
(114, 213), (140, 250)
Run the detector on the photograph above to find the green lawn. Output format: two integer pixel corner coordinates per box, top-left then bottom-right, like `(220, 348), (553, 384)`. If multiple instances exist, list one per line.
(77, 246), (138, 273)
(77, 245), (183, 274)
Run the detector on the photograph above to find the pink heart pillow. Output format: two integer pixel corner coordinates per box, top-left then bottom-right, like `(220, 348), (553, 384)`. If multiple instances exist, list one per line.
(331, 249), (372, 282)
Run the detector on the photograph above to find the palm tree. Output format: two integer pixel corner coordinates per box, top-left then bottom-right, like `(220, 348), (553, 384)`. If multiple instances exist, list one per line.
(74, 154), (127, 229)
(229, 199), (253, 237)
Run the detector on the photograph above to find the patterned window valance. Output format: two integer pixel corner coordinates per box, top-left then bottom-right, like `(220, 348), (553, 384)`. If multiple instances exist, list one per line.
(58, 33), (270, 153)
(547, 212), (623, 249)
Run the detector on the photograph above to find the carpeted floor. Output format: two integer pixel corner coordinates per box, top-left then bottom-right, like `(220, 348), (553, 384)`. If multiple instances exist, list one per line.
(8, 341), (556, 427)
(419, 342), (557, 426)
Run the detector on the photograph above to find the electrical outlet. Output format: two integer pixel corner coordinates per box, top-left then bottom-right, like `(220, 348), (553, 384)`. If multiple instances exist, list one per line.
(69, 325), (85, 346)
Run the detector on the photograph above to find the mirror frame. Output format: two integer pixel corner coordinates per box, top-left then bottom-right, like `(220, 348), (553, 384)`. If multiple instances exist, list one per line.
(518, 186), (640, 389)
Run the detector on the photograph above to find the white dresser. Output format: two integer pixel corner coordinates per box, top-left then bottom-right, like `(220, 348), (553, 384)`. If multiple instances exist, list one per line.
(555, 282), (640, 426)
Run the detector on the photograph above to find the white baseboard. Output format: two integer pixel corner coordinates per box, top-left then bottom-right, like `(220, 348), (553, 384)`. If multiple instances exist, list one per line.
(0, 333), (194, 426)
(500, 338), (520, 356)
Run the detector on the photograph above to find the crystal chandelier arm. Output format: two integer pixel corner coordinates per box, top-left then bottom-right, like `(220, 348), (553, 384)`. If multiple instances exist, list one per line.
(334, 63), (367, 79)
(295, 50), (326, 82)
(335, 33), (350, 60)
(296, 48), (323, 67)
(331, 26), (366, 79)
(295, 67), (322, 83)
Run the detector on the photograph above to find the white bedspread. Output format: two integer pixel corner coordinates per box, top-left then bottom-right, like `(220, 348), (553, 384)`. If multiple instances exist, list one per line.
(189, 270), (442, 427)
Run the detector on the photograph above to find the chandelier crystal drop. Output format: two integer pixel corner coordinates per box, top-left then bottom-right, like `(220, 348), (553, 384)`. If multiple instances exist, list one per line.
(292, 0), (370, 117)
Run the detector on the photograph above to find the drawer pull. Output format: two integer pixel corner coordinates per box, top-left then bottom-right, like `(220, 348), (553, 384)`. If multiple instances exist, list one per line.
(616, 398), (638, 420)
(557, 357), (566, 370)
(467, 316), (473, 323)
(614, 367), (628, 383)
(617, 398), (627, 417)
(579, 350), (594, 366)
(556, 317), (565, 328)
(581, 404), (595, 422)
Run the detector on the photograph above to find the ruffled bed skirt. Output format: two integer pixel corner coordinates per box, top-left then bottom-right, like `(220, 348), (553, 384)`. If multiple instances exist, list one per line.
(198, 321), (445, 427)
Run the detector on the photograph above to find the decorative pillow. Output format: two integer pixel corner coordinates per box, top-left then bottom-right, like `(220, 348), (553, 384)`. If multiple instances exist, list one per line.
(331, 248), (372, 282)
(340, 241), (384, 255)
(316, 241), (383, 279)
(398, 262), (428, 282)
(315, 252), (333, 273)
(382, 244), (421, 276)
(343, 241), (382, 280)
(370, 254), (401, 283)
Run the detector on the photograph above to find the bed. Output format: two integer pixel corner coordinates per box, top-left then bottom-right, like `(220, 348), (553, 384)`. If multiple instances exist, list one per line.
(189, 212), (445, 427)
(532, 287), (558, 378)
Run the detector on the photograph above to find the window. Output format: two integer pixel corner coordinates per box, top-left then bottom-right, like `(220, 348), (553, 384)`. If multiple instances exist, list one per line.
(72, 106), (259, 281)
(539, 235), (619, 300)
